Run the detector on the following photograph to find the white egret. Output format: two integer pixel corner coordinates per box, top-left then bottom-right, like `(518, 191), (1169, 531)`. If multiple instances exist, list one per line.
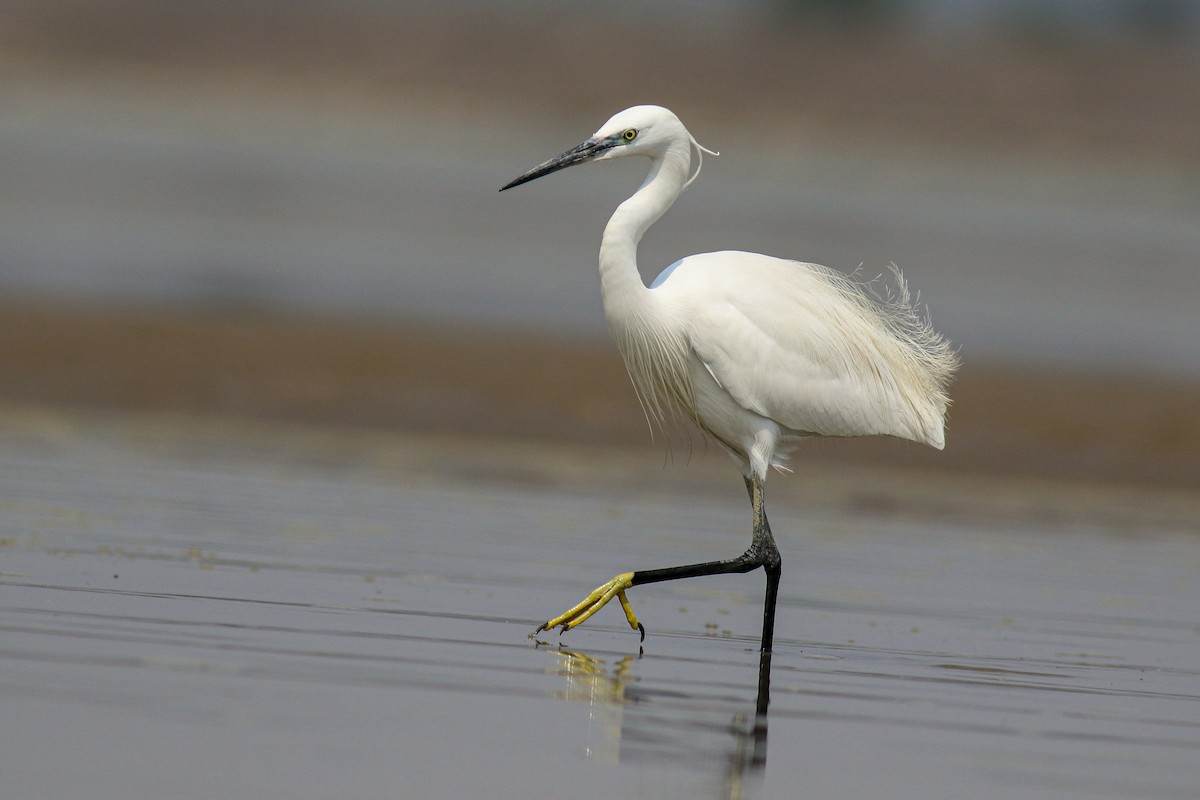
(501, 105), (957, 652)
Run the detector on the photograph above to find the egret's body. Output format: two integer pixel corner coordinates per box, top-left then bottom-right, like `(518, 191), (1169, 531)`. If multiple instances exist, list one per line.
(501, 106), (957, 652)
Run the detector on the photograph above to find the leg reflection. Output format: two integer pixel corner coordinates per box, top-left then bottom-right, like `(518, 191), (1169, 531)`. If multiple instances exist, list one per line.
(756, 648), (772, 763)
(540, 644), (773, 798)
(726, 649), (772, 798)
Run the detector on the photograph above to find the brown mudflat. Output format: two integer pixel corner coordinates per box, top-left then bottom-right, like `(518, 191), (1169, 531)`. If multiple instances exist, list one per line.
(2, 302), (1196, 491)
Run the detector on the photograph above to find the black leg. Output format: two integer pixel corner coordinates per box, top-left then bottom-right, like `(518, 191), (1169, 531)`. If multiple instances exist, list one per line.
(750, 475), (781, 653)
(628, 475), (782, 652)
(534, 475), (783, 651)
(760, 562), (781, 653)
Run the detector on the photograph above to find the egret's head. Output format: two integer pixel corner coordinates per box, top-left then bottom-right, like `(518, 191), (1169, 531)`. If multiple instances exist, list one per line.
(500, 105), (716, 192)
(588, 105), (683, 160)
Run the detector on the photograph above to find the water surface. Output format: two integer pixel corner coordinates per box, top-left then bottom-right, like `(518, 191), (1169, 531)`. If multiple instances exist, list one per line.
(1, 408), (1198, 799)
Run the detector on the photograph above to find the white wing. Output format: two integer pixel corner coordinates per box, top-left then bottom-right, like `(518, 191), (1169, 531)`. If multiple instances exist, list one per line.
(651, 251), (953, 447)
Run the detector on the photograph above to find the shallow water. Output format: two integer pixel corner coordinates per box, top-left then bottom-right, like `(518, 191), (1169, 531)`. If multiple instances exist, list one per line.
(1, 409), (1198, 799)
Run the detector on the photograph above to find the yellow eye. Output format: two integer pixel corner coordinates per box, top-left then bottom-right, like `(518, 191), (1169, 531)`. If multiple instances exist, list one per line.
(622, 129), (638, 141)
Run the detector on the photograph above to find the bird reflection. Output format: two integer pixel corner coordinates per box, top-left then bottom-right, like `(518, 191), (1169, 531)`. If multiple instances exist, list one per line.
(540, 644), (772, 798)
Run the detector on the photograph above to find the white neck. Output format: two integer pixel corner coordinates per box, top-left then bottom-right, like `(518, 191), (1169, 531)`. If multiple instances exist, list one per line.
(598, 142), (692, 329)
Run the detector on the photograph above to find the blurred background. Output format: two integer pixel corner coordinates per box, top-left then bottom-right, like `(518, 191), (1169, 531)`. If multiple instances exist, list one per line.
(2, 0), (1198, 489)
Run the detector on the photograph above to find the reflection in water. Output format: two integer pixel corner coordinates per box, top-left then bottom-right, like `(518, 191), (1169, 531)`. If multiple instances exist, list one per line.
(542, 646), (773, 799)
(546, 648), (634, 763)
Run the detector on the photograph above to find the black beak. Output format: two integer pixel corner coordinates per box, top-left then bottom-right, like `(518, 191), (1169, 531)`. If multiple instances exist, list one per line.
(499, 137), (617, 191)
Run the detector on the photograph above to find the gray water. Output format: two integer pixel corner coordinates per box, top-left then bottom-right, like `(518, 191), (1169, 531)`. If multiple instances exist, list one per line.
(2, 408), (1198, 799)
(3, 84), (1200, 377)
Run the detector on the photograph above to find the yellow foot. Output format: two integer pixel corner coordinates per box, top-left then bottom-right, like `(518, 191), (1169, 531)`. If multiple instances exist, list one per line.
(532, 572), (646, 641)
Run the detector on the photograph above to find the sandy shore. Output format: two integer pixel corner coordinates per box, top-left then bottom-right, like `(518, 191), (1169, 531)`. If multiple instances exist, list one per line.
(2, 303), (1195, 492)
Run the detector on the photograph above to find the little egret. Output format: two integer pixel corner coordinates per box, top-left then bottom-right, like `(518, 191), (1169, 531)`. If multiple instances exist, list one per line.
(500, 105), (957, 652)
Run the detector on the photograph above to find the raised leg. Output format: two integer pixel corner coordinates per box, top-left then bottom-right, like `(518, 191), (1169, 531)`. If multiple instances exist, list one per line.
(533, 475), (783, 652)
